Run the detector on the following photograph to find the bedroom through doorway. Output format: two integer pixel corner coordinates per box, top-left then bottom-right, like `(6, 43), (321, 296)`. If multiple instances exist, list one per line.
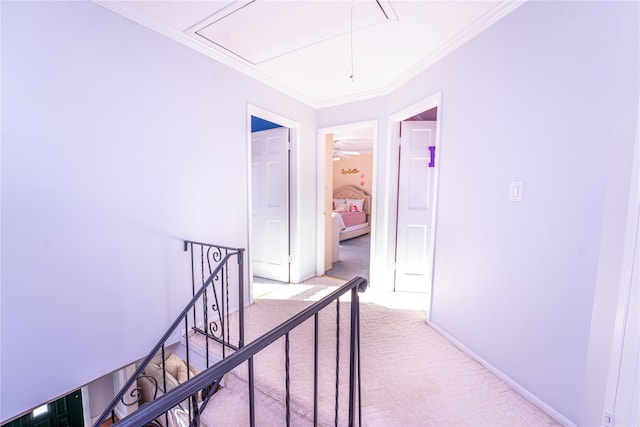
(319, 122), (377, 282)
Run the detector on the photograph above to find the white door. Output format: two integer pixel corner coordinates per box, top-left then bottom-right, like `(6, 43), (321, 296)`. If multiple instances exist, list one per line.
(251, 127), (290, 282)
(395, 121), (437, 293)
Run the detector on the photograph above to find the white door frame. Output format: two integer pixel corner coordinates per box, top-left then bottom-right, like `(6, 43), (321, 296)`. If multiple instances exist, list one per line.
(316, 120), (378, 282)
(601, 106), (640, 426)
(247, 105), (299, 298)
(388, 92), (443, 317)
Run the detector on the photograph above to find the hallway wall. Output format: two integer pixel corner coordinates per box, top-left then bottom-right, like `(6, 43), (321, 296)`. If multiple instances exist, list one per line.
(0, 2), (317, 421)
(318, 1), (639, 424)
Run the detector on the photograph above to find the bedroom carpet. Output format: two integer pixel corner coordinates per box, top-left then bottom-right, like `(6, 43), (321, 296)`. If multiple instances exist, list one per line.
(199, 277), (560, 426)
(326, 234), (371, 281)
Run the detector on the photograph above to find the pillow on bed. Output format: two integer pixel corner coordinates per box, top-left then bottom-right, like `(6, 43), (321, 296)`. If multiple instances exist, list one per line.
(335, 203), (349, 212)
(347, 198), (365, 212)
(333, 198), (347, 210)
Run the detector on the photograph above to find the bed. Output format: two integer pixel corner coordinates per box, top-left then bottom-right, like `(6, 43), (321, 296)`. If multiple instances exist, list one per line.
(331, 185), (371, 242)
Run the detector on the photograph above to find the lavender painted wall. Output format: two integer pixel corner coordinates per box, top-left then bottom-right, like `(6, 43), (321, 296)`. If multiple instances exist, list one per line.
(0, 1), (317, 421)
(319, 1), (638, 424)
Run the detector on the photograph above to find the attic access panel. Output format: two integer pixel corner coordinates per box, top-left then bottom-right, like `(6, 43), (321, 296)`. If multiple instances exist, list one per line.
(189, 0), (390, 65)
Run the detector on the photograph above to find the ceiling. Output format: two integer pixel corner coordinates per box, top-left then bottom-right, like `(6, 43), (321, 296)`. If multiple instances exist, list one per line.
(96, 0), (525, 108)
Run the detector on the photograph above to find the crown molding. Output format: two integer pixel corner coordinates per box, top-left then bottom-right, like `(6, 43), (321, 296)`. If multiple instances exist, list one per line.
(93, 0), (319, 107)
(385, 0), (527, 93)
(293, 0), (529, 109)
(93, 0), (526, 110)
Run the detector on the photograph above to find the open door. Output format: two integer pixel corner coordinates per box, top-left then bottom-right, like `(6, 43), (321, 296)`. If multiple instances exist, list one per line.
(394, 120), (437, 293)
(251, 127), (290, 282)
(4, 389), (84, 427)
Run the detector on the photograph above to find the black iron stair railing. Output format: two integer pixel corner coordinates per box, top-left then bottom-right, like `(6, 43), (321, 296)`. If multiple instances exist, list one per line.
(109, 276), (368, 427)
(184, 240), (247, 359)
(93, 241), (245, 427)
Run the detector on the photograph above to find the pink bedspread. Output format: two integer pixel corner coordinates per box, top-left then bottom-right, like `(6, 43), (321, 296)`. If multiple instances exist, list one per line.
(338, 211), (366, 228)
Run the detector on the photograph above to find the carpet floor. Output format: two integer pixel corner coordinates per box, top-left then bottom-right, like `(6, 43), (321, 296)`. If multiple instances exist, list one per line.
(326, 234), (371, 281)
(199, 277), (560, 426)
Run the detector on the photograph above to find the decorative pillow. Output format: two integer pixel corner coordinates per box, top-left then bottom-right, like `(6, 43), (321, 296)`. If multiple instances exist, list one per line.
(163, 353), (185, 379)
(335, 203), (349, 212)
(143, 361), (180, 394)
(169, 408), (190, 427)
(176, 360), (190, 384)
(333, 198), (346, 210)
(137, 375), (159, 403)
(347, 198), (365, 212)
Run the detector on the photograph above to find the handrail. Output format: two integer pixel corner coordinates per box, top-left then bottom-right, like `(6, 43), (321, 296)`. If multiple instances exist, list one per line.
(93, 249), (243, 427)
(183, 239), (242, 252)
(111, 276), (368, 427)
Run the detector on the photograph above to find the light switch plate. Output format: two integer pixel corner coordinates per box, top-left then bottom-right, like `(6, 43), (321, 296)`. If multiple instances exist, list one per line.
(510, 181), (523, 202)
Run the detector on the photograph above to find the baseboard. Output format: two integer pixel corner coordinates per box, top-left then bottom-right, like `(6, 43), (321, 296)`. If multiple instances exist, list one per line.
(428, 321), (577, 427)
(298, 272), (318, 283)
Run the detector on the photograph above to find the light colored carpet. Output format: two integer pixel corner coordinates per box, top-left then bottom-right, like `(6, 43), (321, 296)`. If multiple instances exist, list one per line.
(199, 277), (560, 426)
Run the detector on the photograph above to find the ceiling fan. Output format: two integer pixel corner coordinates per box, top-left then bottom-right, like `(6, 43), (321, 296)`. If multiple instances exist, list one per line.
(333, 139), (361, 160)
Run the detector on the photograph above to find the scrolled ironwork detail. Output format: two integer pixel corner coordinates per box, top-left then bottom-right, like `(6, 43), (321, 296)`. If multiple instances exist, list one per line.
(206, 246), (224, 281)
(140, 374), (160, 402)
(209, 320), (220, 337)
(212, 270), (222, 281)
(117, 373), (159, 408)
(207, 246), (223, 263)
(121, 387), (143, 407)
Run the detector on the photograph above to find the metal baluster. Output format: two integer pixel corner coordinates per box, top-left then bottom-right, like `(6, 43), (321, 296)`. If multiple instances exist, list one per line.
(225, 254), (230, 356)
(348, 287), (358, 427)
(238, 250), (245, 351)
(161, 345), (169, 427)
(314, 313), (319, 427)
(186, 242), (197, 327)
(202, 249), (210, 368)
(190, 394), (199, 427)
(220, 256), (226, 359)
(335, 298), (340, 427)
(184, 313), (192, 421)
(248, 357), (255, 427)
(357, 296), (363, 427)
(285, 332), (291, 427)
(238, 249), (254, 427)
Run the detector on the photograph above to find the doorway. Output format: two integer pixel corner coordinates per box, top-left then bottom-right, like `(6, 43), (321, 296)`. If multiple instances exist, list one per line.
(316, 121), (377, 282)
(247, 106), (297, 286)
